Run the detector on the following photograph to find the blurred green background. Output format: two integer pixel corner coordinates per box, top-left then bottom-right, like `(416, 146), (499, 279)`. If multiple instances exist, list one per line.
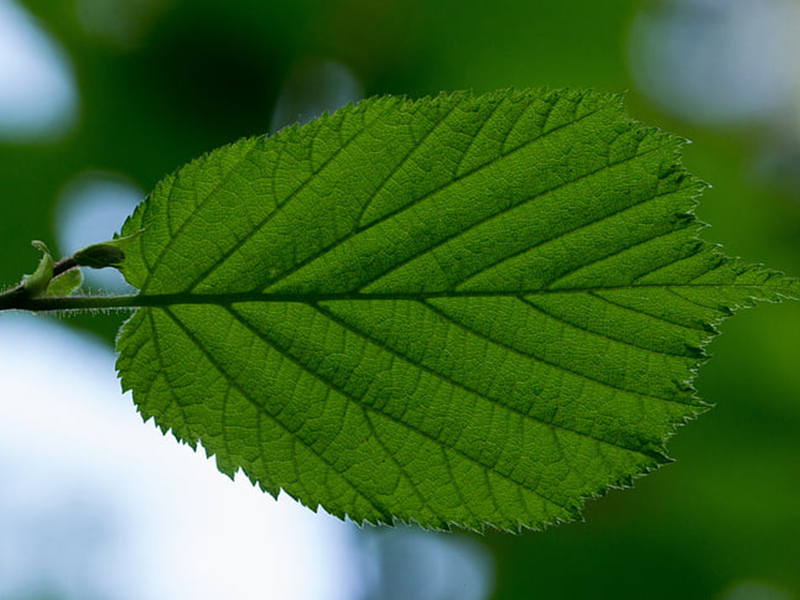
(2, 0), (800, 598)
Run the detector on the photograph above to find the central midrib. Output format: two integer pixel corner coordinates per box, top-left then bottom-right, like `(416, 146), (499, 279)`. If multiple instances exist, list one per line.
(21, 281), (794, 312)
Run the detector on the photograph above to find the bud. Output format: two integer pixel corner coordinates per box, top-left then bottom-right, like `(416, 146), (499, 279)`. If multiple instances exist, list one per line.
(72, 230), (142, 270)
(21, 240), (54, 297)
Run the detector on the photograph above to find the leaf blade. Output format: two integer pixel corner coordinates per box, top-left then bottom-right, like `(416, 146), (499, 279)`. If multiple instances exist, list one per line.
(116, 89), (799, 530)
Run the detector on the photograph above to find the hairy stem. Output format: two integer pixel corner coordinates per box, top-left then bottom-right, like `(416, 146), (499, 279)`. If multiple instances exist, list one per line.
(0, 290), (136, 312)
(53, 255), (79, 277)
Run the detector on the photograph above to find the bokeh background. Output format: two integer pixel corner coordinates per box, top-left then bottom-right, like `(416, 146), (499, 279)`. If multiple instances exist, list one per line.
(2, 0), (800, 598)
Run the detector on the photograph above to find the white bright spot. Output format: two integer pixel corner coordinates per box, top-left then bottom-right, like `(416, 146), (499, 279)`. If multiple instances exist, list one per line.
(361, 528), (494, 600)
(720, 580), (793, 600)
(55, 171), (143, 291)
(270, 59), (363, 133)
(0, 0), (78, 142)
(628, 0), (800, 125)
(0, 315), (364, 600)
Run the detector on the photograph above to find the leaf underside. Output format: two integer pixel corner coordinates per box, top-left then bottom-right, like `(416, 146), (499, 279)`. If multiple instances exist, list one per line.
(115, 89), (799, 531)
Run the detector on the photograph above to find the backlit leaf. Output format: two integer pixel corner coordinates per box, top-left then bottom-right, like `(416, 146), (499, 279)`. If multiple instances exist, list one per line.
(115, 89), (799, 530)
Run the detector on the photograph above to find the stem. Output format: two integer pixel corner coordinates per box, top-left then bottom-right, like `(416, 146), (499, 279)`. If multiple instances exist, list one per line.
(53, 255), (79, 277)
(0, 286), (30, 311)
(0, 291), (140, 312)
(0, 254), (83, 312)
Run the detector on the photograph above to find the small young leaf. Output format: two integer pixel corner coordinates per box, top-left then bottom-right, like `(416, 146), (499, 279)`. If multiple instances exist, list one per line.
(45, 268), (83, 297)
(114, 89), (799, 531)
(21, 240), (54, 297)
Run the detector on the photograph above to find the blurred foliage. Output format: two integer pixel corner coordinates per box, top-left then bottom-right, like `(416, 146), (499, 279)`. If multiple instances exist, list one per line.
(2, 0), (800, 598)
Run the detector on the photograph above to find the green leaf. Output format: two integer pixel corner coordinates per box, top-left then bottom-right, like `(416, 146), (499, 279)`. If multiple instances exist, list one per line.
(45, 267), (83, 297)
(21, 240), (54, 297)
(114, 89), (799, 531)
